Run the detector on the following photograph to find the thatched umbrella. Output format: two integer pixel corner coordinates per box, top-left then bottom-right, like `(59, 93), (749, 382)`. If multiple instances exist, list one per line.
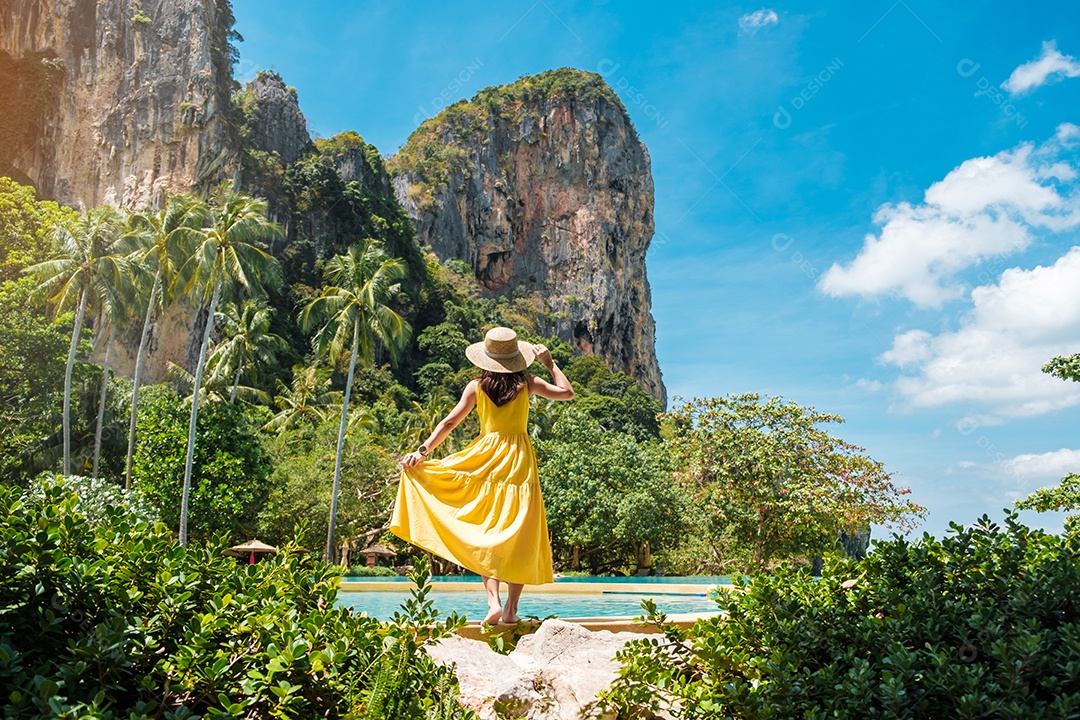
(228, 539), (278, 565)
(360, 543), (397, 567)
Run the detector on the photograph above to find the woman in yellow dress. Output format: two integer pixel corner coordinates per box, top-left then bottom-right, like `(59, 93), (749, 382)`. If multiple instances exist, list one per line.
(392, 327), (575, 624)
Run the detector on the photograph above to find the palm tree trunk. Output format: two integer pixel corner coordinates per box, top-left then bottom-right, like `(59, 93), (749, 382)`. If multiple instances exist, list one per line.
(180, 278), (221, 546)
(126, 277), (159, 490)
(62, 286), (90, 476)
(230, 364), (241, 403)
(92, 325), (114, 477)
(326, 321), (359, 563)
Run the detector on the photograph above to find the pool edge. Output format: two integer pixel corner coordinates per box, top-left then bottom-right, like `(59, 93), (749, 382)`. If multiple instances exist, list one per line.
(452, 612), (725, 640)
(340, 580), (733, 595)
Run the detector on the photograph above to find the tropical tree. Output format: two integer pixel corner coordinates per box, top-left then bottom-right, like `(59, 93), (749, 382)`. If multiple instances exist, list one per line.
(670, 393), (925, 571)
(25, 207), (128, 475)
(397, 394), (459, 456)
(1016, 353), (1080, 519)
(537, 407), (693, 573)
(131, 385), (273, 542)
(0, 180), (78, 484)
(175, 185), (282, 546)
(122, 194), (205, 489)
(166, 358), (271, 407)
(528, 395), (565, 442)
(205, 298), (287, 403)
(256, 416), (398, 548)
(299, 239), (411, 562)
(89, 270), (135, 478)
(0, 177), (78, 283)
(263, 364), (341, 435)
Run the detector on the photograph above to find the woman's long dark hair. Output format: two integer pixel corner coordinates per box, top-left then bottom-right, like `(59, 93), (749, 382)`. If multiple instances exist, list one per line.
(479, 370), (528, 407)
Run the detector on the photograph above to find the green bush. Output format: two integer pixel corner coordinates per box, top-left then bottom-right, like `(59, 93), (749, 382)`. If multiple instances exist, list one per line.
(603, 513), (1080, 718)
(131, 385), (274, 543)
(0, 483), (475, 719)
(537, 408), (693, 574)
(25, 474), (159, 526)
(347, 565), (399, 577)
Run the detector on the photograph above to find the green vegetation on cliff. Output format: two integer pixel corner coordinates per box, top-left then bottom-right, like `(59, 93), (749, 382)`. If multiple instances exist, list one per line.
(388, 67), (625, 208)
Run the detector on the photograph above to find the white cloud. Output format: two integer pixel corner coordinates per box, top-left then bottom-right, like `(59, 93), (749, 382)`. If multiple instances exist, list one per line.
(1005, 448), (1080, 479)
(739, 9), (778, 35)
(820, 128), (1080, 308)
(854, 378), (883, 393)
(882, 246), (1080, 415)
(1057, 123), (1080, 144)
(1002, 40), (1080, 96)
(881, 330), (933, 366)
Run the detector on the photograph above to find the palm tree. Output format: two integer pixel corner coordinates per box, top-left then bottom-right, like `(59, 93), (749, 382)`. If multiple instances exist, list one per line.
(205, 298), (287, 403)
(166, 359), (271, 407)
(176, 184), (282, 546)
(90, 271), (136, 477)
(528, 396), (564, 442)
(263, 364), (341, 434)
(26, 207), (127, 475)
(299, 239), (411, 562)
(398, 393), (459, 455)
(122, 195), (206, 489)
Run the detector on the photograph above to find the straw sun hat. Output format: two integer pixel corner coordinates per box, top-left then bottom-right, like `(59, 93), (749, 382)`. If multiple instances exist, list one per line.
(465, 327), (536, 373)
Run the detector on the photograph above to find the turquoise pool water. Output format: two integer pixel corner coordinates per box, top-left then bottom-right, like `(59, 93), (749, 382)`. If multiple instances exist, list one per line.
(339, 590), (721, 622)
(342, 575), (733, 584)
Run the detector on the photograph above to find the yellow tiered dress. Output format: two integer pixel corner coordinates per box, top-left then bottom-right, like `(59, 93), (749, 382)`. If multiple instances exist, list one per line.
(389, 385), (554, 585)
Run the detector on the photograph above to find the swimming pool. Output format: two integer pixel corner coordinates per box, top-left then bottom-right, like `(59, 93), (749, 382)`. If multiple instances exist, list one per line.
(337, 576), (729, 621)
(338, 589), (721, 622)
(342, 575), (734, 585)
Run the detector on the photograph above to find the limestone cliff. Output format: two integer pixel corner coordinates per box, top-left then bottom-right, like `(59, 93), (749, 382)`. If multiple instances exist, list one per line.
(241, 71), (310, 166)
(389, 69), (665, 403)
(1, 1), (665, 399)
(0, 0), (237, 208)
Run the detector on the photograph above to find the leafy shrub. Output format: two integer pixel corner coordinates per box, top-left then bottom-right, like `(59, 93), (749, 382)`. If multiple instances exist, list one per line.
(257, 417), (398, 547)
(347, 565), (399, 577)
(25, 474), (159, 525)
(131, 385), (274, 542)
(602, 513), (1080, 718)
(0, 483), (475, 719)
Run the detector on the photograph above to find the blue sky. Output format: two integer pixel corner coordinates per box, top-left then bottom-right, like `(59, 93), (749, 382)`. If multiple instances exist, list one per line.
(232, 1), (1080, 539)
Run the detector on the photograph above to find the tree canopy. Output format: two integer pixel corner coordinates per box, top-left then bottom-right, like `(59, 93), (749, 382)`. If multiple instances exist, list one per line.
(670, 394), (924, 571)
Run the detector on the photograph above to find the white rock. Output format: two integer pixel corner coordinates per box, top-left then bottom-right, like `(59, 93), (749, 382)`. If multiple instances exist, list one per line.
(427, 619), (653, 720)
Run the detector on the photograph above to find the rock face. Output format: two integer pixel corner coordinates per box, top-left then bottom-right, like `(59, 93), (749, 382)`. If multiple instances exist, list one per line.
(0, 0), (236, 208)
(427, 619), (658, 720)
(1, 5), (666, 398)
(242, 71), (310, 166)
(390, 69), (666, 403)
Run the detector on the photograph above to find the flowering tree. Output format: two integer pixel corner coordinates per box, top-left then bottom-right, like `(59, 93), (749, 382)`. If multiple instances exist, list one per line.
(1015, 354), (1080, 520)
(670, 393), (924, 571)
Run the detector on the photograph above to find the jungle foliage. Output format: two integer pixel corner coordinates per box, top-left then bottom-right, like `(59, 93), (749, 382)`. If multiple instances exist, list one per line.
(0, 482), (474, 719)
(603, 514), (1080, 718)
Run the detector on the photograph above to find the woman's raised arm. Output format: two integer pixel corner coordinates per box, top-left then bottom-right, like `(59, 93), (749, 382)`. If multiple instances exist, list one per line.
(528, 344), (575, 401)
(400, 380), (478, 467)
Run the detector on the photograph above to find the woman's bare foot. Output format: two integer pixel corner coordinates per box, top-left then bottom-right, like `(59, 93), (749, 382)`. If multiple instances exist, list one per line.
(499, 613), (520, 625)
(483, 605), (502, 625)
